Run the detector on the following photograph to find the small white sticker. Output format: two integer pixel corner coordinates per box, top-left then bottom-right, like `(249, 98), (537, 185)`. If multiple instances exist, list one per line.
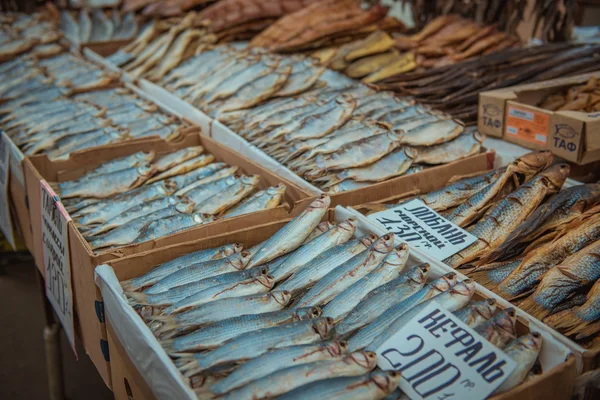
(506, 126), (517, 135)
(376, 303), (517, 400)
(41, 180), (77, 355)
(535, 133), (547, 143)
(0, 132), (15, 249)
(508, 107), (533, 121)
(369, 199), (478, 260)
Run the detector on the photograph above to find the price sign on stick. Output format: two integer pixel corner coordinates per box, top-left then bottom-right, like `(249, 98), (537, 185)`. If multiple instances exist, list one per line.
(0, 132), (15, 249)
(41, 180), (76, 355)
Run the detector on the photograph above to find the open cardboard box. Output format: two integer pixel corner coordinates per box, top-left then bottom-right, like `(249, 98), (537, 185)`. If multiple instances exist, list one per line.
(95, 206), (575, 400)
(347, 207), (599, 373)
(23, 131), (312, 388)
(478, 72), (600, 162)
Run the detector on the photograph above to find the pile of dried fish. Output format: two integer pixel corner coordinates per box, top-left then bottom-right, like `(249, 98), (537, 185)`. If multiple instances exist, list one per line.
(59, 8), (139, 44)
(379, 43), (600, 123)
(401, 0), (527, 35)
(106, 13), (219, 79)
(120, 197), (543, 397)
(0, 12), (63, 61)
(124, 0), (215, 17)
(0, 50), (191, 158)
(250, 0), (401, 53)
(57, 146), (286, 250)
(538, 76), (600, 112)
(318, 16), (519, 83)
(157, 44), (481, 193)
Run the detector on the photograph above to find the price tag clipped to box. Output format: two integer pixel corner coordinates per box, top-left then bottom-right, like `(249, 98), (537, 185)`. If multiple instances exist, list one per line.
(376, 303), (516, 400)
(41, 180), (77, 355)
(368, 199), (477, 261)
(0, 131), (15, 250)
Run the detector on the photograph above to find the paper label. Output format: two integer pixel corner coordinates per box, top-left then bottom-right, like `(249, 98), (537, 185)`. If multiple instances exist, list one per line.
(376, 303), (516, 400)
(0, 132), (15, 249)
(505, 105), (549, 144)
(369, 199), (478, 260)
(6, 132), (24, 187)
(41, 180), (77, 355)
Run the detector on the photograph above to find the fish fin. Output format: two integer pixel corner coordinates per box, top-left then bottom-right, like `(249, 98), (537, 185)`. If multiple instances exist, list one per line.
(517, 296), (553, 320)
(126, 291), (150, 305)
(315, 175), (344, 189)
(542, 308), (579, 332)
(469, 269), (500, 289)
(120, 278), (139, 292)
(574, 320), (600, 340)
(456, 264), (476, 274)
(279, 149), (306, 164)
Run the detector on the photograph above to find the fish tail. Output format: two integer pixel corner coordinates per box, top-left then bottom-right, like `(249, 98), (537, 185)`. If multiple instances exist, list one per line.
(120, 278), (144, 292)
(542, 309), (580, 332)
(126, 291), (150, 305)
(182, 360), (206, 378)
(279, 150), (304, 164)
(518, 296), (552, 320)
(573, 320), (600, 340)
(318, 175), (344, 189)
(468, 269), (500, 289)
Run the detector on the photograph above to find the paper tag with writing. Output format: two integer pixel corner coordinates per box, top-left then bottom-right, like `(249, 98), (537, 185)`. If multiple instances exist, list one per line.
(369, 199), (478, 260)
(41, 180), (77, 355)
(376, 303), (516, 400)
(0, 132), (15, 249)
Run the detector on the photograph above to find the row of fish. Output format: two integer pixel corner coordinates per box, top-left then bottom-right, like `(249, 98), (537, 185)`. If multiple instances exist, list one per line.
(140, 43), (482, 193)
(59, 8), (139, 44)
(361, 150), (600, 348)
(0, 49), (193, 158)
(0, 12), (63, 61)
(54, 146), (286, 250)
(121, 196), (543, 398)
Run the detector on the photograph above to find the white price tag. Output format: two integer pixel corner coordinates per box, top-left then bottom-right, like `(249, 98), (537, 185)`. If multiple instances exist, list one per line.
(368, 199), (478, 260)
(41, 180), (77, 355)
(0, 132), (15, 249)
(376, 303), (516, 400)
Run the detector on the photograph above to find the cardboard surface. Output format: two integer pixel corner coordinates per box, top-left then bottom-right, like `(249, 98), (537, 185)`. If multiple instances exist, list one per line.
(96, 206), (575, 400)
(24, 132), (311, 389)
(478, 72), (600, 163)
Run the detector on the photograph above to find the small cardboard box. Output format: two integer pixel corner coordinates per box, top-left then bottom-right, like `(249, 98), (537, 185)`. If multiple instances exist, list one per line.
(479, 72), (600, 161)
(23, 132), (311, 388)
(96, 206), (576, 400)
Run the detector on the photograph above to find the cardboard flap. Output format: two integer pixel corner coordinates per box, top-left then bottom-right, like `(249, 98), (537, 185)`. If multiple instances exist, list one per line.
(95, 265), (196, 400)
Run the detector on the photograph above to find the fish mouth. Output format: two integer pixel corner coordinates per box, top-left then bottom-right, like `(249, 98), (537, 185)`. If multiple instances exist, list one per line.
(310, 306), (322, 318)
(273, 290), (291, 305)
(331, 341), (348, 356)
(315, 317), (334, 338)
(411, 264), (429, 283)
(477, 298), (497, 318)
(442, 272), (457, 286)
(340, 218), (357, 231)
(311, 194), (331, 209)
(452, 280), (474, 296)
(373, 372), (399, 391)
(519, 150), (553, 171)
(543, 164), (570, 188)
(374, 234), (394, 253)
(351, 351), (377, 369)
(256, 274), (274, 289)
(496, 308), (517, 333)
(232, 243), (244, 252)
(529, 332), (543, 349)
(361, 235), (379, 246)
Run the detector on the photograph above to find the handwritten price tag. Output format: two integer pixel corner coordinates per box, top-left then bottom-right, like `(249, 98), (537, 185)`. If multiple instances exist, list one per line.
(368, 199), (477, 261)
(0, 131), (15, 249)
(41, 180), (76, 355)
(376, 303), (516, 400)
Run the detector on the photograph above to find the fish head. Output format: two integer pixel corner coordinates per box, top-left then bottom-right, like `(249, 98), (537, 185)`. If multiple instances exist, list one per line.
(271, 290), (292, 306)
(241, 175), (260, 187)
(338, 218), (358, 235)
(193, 213), (214, 223)
(138, 164), (157, 177)
(541, 163), (570, 190)
(359, 234), (379, 248)
(295, 306), (322, 320)
(521, 332), (543, 352)
(373, 234), (394, 254)
(349, 351), (378, 370)
(162, 180), (178, 195)
(327, 341), (348, 357)
(449, 279), (475, 304)
(256, 273), (275, 290)
(494, 308), (517, 337)
(410, 263), (430, 284)
(187, 146), (204, 157)
(474, 131), (486, 143)
(515, 151), (554, 174)
(224, 176), (238, 186)
(231, 251), (252, 270)
(313, 317), (334, 339)
(404, 146), (418, 160)
(384, 243), (409, 266)
(309, 194), (331, 211)
(440, 272), (458, 288)
(373, 371), (402, 392)
(223, 243), (243, 258)
(266, 184), (286, 198)
(389, 129), (405, 143)
(168, 195), (182, 205)
(137, 151), (156, 164)
(175, 199), (195, 214)
(475, 298), (497, 320)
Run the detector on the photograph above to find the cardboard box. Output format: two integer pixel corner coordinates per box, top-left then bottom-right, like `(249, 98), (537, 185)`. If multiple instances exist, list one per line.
(96, 206), (576, 400)
(24, 132), (311, 388)
(478, 72), (600, 162)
